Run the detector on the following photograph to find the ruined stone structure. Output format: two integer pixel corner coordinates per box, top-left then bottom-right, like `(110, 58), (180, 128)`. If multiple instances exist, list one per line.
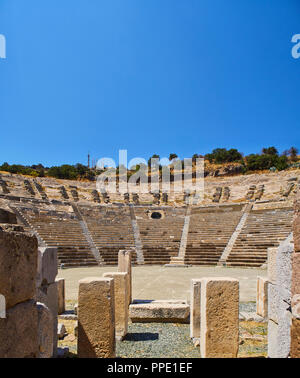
(77, 277), (115, 358)
(0, 171), (297, 268)
(0, 209), (56, 358)
(200, 277), (239, 358)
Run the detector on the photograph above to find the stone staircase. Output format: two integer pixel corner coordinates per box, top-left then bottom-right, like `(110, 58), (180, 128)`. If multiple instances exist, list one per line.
(20, 208), (98, 267)
(79, 205), (137, 265)
(226, 208), (293, 267)
(184, 204), (244, 265)
(135, 207), (185, 265)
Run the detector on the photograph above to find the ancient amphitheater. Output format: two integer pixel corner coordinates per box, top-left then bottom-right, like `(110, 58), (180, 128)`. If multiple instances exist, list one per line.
(0, 169), (298, 269)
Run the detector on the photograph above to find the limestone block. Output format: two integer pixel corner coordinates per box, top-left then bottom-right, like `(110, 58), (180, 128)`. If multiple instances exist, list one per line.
(256, 276), (268, 318)
(37, 247), (58, 286)
(37, 282), (58, 357)
(190, 279), (201, 339)
(103, 272), (128, 340)
(0, 300), (39, 358)
(200, 277), (239, 358)
(268, 319), (279, 358)
(56, 278), (65, 315)
(276, 239), (293, 290)
(118, 250), (132, 305)
(294, 196), (300, 253)
(0, 230), (38, 309)
(268, 282), (279, 323)
(292, 253), (300, 303)
(267, 247), (277, 284)
(37, 302), (54, 358)
(78, 277), (115, 358)
(129, 300), (190, 323)
(291, 318), (300, 358)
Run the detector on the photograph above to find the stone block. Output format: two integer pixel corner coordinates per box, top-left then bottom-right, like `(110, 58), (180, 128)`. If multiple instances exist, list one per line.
(78, 277), (115, 358)
(129, 300), (190, 323)
(256, 276), (268, 318)
(103, 272), (128, 340)
(268, 282), (279, 323)
(267, 247), (277, 284)
(56, 278), (65, 315)
(37, 302), (54, 358)
(190, 279), (201, 339)
(294, 196), (300, 253)
(276, 238), (293, 290)
(0, 230), (38, 309)
(200, 277), (239, 358)
(118, 250), (132, 305)
(36, 247), (58, 286)
(0, 300), (38, 358)
(291, 317), (300, 358)
(268, 319), (278, 358)
(292, 253), (300, 303)
(37, 282), (58, 357)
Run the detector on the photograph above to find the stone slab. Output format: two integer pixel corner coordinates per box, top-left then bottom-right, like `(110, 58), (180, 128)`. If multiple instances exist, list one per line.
(37, 302), (54, 358)
(0, 230), (38, 309)
(56, 278), (65, 315)
(78, 277), (115, 358)
(200, 277), (239, 358)
(0, 300), (38, 358)
(118, 250), (132, 305)
(190, 279), (201, 339)
(267, 247), (277, 284)
(103, 272), (128, 340)
(129, 300), (190, 323)
(291, 317), (300, 358)
(256, 276), (268, 318)
(37, 247), (58, 286)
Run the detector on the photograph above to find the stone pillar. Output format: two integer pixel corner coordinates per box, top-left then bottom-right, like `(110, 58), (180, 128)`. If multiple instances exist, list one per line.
(78, 277), (115, 358)
(56, 278), (65, 315)
(291, 194), (300, 357)
(200, 277), (239, 358)
(0, 230), (39, 358)
(118, 250), (132, 306)
(256, 276), (268, 318)
(190, 279), (201, 340)
(267, 236), (293, 358)
(103, 272), (128, 340)
(36, 247), (58, 357)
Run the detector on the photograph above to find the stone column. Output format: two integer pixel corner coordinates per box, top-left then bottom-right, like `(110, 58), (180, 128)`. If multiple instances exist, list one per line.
(103, 272), (128, 340)
(118, 250), (132, 306)
(200, 277), (239, 358)
(291, 194), (300, 357)
(78, 277), (115, 358)
(56, 278), (65, 315)
(190, 279), (201, 340)
(36, 246), (58, 357)
(267, 236), (293, 358)
(256, 276), (268, 318)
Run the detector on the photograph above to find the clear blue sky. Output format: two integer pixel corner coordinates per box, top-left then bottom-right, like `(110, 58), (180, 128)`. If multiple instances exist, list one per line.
(0, 0), (299, 167)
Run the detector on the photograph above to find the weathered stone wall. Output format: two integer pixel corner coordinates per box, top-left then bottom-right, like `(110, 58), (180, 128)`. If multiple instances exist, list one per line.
(0, 229), (39, 357)
(0, 228), (57, 358)
(291, 194), (300, 357)
(267, 235), (293, 358)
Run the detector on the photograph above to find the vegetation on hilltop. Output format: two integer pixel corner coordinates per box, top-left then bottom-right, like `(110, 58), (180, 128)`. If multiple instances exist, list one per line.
(0, 146), (298, 181)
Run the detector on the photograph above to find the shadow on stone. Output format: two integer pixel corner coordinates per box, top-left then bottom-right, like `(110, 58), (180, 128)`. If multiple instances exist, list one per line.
(124, 332), (159, 341)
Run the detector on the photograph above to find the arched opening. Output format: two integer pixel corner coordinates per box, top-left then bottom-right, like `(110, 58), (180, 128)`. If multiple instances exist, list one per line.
(151, 212), (162, 219)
